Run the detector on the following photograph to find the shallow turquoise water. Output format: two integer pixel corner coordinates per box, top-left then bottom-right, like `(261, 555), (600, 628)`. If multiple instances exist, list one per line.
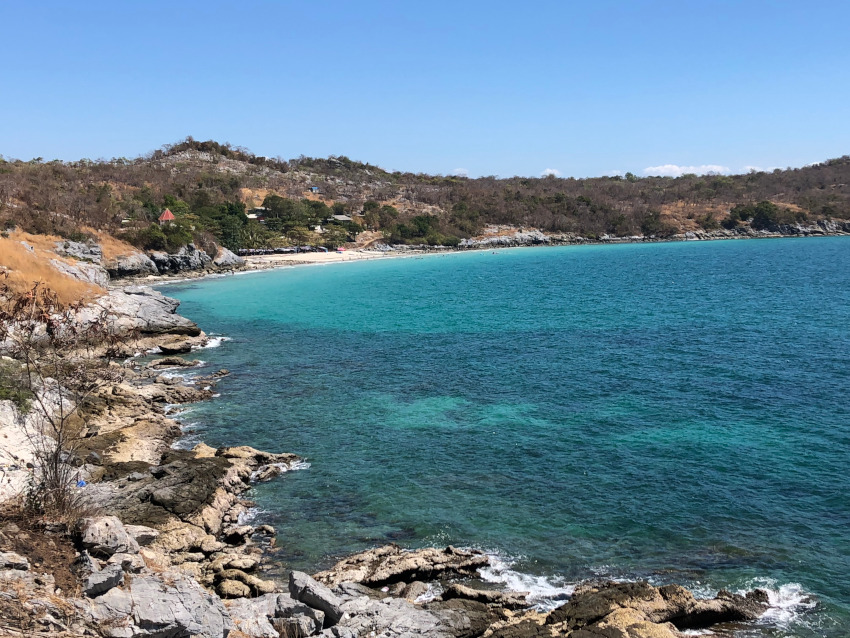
(161, 238), (850, 636)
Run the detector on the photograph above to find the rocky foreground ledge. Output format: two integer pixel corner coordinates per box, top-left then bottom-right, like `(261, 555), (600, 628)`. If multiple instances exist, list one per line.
(0, 286), (779, 637)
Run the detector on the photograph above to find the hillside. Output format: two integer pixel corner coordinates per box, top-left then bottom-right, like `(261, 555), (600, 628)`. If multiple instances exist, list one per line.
(2, 138), (850, 256)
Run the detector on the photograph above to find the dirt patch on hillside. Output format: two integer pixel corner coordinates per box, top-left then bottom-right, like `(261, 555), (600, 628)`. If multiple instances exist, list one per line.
(0, 505), (81, 596)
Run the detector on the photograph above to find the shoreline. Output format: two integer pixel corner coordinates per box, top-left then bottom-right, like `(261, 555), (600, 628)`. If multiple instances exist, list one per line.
(0, 236), (835, 636)
(115, 228), (850, 290)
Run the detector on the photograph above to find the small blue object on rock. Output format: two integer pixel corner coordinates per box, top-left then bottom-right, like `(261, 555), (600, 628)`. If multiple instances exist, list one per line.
(77, 480), (87, 488)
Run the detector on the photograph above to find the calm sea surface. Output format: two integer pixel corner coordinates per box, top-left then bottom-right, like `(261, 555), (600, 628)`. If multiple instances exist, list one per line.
(160, 238), (850, 636)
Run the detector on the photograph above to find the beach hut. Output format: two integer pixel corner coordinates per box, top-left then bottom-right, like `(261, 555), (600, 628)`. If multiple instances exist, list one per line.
(158, 209), (175, 226)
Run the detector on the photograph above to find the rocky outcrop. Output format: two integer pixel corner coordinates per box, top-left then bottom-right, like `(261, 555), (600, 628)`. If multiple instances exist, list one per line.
(314, 544), (491, 588)
(104, 251), (159, 278)
(50, 258), (110, 288)
(213, 246), (246, 269)
(93, 285), (201, 336)
(80, 515), (140, 557)
(149, 243), (213, 274)
(87, 570), (233, 637)
(55, 239), (104, 263)
(488, 580), (770, 638)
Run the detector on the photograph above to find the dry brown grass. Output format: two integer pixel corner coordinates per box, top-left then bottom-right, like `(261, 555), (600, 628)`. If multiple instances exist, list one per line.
(0, 231), (101, 305)
(86, 228), (138, 261)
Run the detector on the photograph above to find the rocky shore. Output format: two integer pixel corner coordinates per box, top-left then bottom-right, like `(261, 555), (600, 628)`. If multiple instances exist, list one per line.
(0, 276), (796, 637)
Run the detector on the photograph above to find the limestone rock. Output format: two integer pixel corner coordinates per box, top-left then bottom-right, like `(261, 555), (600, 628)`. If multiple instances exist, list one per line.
(105, 251), (159, 278)
(0, 551), (29, 570)
(314, 544), (490, 588)
(50, 258), (110, 288)
(80, 515), (140, 558)
(442, 583), (529, 609)
(106, 552), (146, 573)
(149, 244), (213, 274)
(289, 570), (344, 626)
(55, 240), (103, 263)
(213, 246), (246, 269)
(218, 578), (251, 599)
(89, 570), (232, 637)
(84, 563), (124, 597)
(226, 594), (280, 637)
(92, 286), (201, 336)
(124, 524), (159, 546)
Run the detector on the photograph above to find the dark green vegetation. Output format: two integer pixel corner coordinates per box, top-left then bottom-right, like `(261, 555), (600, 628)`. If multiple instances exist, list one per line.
(1, 137), (848, 252)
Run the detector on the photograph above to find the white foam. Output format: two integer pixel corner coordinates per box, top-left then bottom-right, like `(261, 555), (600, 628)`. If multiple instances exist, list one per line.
(478, 553), (574, 611)
(196, 336), (231, 350)
(736, 579), (817, 628)
(414, 582), (444, 604)
(249, 460), (311, 482)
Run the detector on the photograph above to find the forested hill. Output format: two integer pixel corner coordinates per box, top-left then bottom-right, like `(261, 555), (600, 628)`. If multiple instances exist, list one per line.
(1, 138), (849, 252)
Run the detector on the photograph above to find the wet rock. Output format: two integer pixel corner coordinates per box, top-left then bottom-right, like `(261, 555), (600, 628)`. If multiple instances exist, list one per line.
(79, 516), (139, 558)
(289, 570), (344, 626)
(223, 525), (254, 544)
(545, 581), (768, 632)
(314, 544), (490, 588)
(146, 355), (202, 368)
(442, 583), (529, 610)
(158, 340), (194, 355)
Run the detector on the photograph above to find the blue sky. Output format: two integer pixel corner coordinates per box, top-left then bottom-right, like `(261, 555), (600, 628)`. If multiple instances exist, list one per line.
(1, 1), (848, 178)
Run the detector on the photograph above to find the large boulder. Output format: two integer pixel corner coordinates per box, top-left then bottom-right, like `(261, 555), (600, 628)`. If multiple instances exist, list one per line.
(92, 286), (201, 336)
(314, 544), (490, 588)
(213, 246), (245, 269)
(149, 244), (213, 274)
(55, 240), (103, 263)
(50, 258), (110, 288)
(87, 571), (232, 637)
(105, 251), (159, 278)
(289, 571), (344, 626)
(545, 581), (768, 633)
(79, 516), (140, 558)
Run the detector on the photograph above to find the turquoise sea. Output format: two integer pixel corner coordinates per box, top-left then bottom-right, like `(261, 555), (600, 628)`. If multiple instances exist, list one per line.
(160, 238), (850, 636)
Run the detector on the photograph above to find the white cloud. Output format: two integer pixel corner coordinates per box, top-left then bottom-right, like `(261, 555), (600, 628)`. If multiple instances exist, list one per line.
(541, 168), (561, 177)
(643, 164), (730, 177)
(452, 168), (469, 177)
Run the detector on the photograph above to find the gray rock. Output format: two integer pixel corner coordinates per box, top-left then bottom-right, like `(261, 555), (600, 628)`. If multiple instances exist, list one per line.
(80, 516), (140, 558)
(212, 246), (245, 269)
(106, 552), (146, 573)
(89, 571), (232, 637)
(84, 563), (124, 597)
(149, 243), (213, 274)
(289, 570), (344, 626)
(55, 240), (103, 263)
(105, 251), (159, 278)
(0, 551), (29, 570)
(276, 593), (325, 626)
(124, 524), (159, 547)
(50, 258), (110, 288)
(226, 594), (279, 637)
(319, 628), (357, 638)
(90, 286), (201, 336)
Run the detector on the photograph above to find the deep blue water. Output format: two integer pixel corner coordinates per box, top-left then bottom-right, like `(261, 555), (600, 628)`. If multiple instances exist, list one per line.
(160, 238), (850, 636)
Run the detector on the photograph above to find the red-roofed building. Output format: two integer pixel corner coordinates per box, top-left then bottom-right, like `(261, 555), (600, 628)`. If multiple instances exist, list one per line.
(158, 209), (175, 225)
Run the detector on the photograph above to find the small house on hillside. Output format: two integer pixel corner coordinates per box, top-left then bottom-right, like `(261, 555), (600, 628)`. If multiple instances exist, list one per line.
(332, 214), (352, 222)
(309, 186), (320, 193)
(158, 209), (175, 226)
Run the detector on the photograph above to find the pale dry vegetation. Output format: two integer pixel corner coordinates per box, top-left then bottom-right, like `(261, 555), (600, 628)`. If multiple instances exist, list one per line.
(0, 232), (100, 306)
